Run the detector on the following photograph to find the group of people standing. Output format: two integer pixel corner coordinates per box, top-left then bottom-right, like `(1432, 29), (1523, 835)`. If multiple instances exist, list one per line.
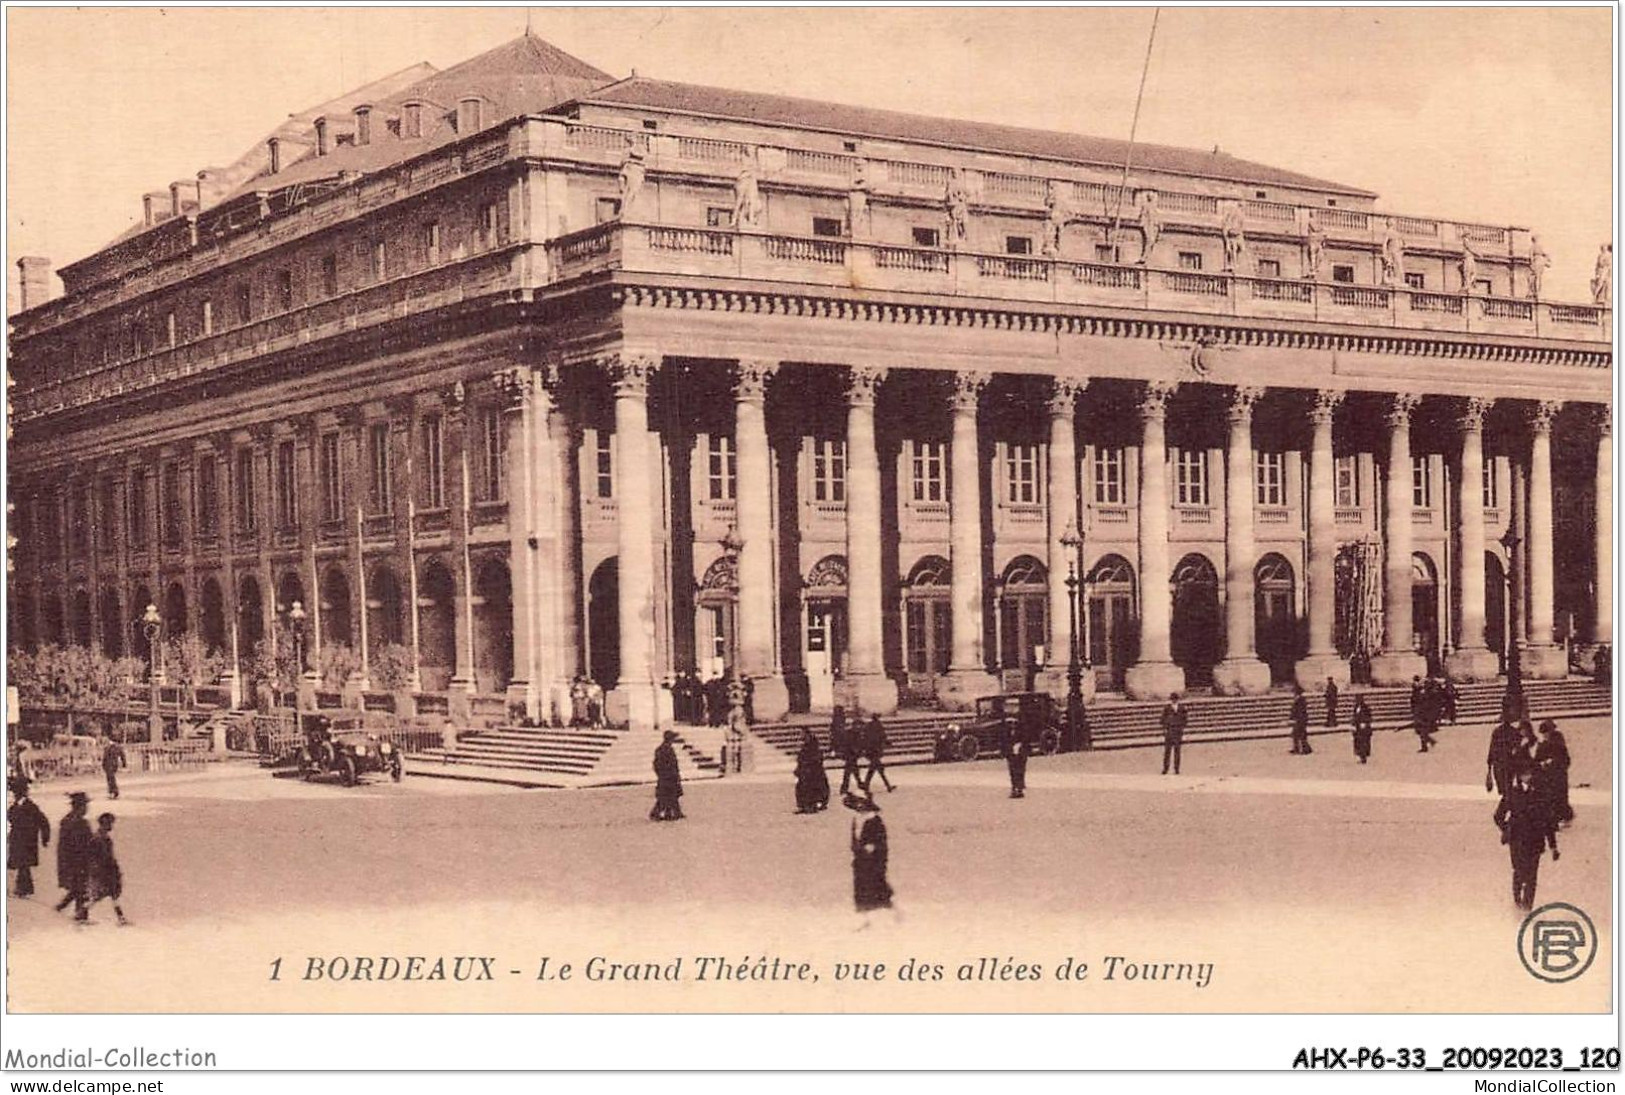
(1487, 717), (1573, 910)
(1408, 675), (1458, 752)
(7, 778), (127, 926)
(671, 671), (755, 728)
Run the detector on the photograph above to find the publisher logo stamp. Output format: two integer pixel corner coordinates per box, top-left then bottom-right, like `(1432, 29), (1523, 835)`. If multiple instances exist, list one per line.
(1518, 902), (1597, 983)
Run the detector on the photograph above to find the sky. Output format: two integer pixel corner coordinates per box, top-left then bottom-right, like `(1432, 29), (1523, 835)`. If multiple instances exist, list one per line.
(4, 6), (1615, 304)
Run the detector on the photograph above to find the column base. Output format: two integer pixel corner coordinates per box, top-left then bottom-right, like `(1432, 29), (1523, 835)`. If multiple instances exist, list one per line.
(746, 673), (793, 722)
(543, 680), (575, 727)
(1124, 660), (1188, 701)
(608, 681), (664, 729)
(446, 677), (475, 724)
(1212, 658), (1273, 696)
(839, 672), (899, 717)
(1369, 650), (1428, 687)
(1031, 665), (1097, 705)
(1293, 653), (1351, 692)
(1445, 646), (1502, 684)
(1521, 643), (1570, 681)
(937, 667), (1003, 711)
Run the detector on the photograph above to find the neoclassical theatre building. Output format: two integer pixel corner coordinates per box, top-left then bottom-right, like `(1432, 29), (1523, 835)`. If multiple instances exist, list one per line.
(7, 33), (1613, 727)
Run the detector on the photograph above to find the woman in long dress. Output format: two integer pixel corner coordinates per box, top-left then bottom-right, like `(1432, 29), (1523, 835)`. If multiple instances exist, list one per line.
(851, 812), (893, 917)
(793, 730), (829, 813)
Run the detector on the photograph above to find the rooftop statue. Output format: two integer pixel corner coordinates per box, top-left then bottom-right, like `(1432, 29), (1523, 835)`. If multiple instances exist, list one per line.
(1528, 235), (1551, 300)
(1137, 190), (1161, 265)
(1220, 201), (1247, 272)
(1459, 235), (1479, 294)
(945, 172), (972, 245)
(1591, 243), (1612, 306)
(734, 165), (765, 230)
(1303, 210), (1326, 279)
(617, 140), (647, 218)
(1042, 181), (1081, 258)
(1380, 224), (1406, 286)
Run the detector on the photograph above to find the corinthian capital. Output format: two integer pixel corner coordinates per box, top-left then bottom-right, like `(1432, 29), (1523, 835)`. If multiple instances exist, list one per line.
(734, 360), (779, 405)
(1227, 385), (1266, 424)
(1309, 388), (1343, 427)
(494, 366), (536, 409)
(1047, 376), (1089, 418)
(1385, 391), (1422, 429)
(1141, 379), (1178, 421)
(1460, 396), (1494, 433)
(603, 352), (659, 399)
(846, 365), (889, 408)
(1531, 399), (1563, 435)
(1597, 403), (1612, 438)
(949, 370), (991, 414)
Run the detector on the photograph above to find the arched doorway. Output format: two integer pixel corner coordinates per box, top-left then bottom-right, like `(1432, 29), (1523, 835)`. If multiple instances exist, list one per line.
(803, 555), (849, 711)
(587, 559), (620, 690)
(474, 559), (513, 693)
(1412, 552), (1440, 676)
(99, 590), (122, 657)
(997, 556), (1048, 690)
(200, 579), (227, 655)
(41, 592), (64, 647)
(902, 555), (952, 702)
(320, 568), (352, 649)
(1254, 553), (1298, 684)
(695, 553), (738, 680)
(417, 560), (456, 691)
(367, 565), (404, 660)
(1171, 553), (1221, 689)
(164, 582), (188, 636)
(1088, 554), (1138, 692)
(236, 576), (264, 658)
(1485, 551), (1508, 674)
(70, 589), (93, 648)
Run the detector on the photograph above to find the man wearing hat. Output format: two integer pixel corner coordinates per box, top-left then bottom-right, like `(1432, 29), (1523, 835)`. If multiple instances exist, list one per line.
(7, 777), (50, 898)
(651, 730), (684, 822)
(53, 791), (94, 922)
(101, 733), (128, 800)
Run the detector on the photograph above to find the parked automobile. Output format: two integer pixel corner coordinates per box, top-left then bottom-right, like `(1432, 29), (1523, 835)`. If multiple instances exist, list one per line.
(296, 714), (403, 786)
(934, 692), (1064, 762)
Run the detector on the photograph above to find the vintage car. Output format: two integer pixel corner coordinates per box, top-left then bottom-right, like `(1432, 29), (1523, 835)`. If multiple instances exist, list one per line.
(934, 692), (1065, 762)
(296, 714), (404, 786)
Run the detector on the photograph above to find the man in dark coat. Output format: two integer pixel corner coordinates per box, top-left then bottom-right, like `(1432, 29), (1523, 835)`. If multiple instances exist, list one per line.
(1324, 678), (1340, 728)
(7, 778), (50, 898)
(1350, 697), (1374, 763)
(1160, 693), (1187, 775)
(793, 730), (829, 813)
(1000, 706), (1035, 799)
(1289, 686), (1312, 754)
(650, 731), (684, 822)
(1495, 767), (1559, 911)
(101, 734), (128, 800)
(829, 707), (861, 796)
(87, 812), (129, 926)
(850, 812), (893, 918)
(1441, 679), (1460, 725)
(1533, 720), (1574, 827)
(1485, 718), (1522, 796)
(54, 791), (94, 921)
(1412, 677), (1437, 752)
(860, 715), (894, 794)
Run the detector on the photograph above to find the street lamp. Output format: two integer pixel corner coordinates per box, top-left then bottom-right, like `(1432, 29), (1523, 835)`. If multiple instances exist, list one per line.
(286, 600), (308, 727)
(1499, 524), (1525, 719)
(1059, 517), (1090, 751)
(719, 524), (746, 715)
(140, 603), (163, 741)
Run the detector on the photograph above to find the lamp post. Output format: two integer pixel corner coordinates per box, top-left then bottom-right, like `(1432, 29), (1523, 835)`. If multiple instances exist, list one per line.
(1499, 525), (1525, 719)
(287, 600), (308, 727)
(1060, 517), (1090, 750)
(141, 603), (163, 742)
(720, 523), (746, 718)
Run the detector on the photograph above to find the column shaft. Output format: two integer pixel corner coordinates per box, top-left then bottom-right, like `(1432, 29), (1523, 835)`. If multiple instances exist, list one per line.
(950, 372), (990, 673)
(1123, 381), (1184, 699)
(1446, 399), (1499, 681)
(1215, 387), (1271, 694)
(501, 369), (538, 715)
(1370, 393), (1428, 685)
(843, 366), (897, 713)
(1045, 379), (1082, 660)
(1597, 412), (1613, 645)
(1527, 402), (1559, 645)
(610, 354), (661, 725)
(734, 363), (777, 678)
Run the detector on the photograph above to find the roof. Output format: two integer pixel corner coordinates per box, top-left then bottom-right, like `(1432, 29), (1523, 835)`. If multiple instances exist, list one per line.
(579, 77), (1377, 198)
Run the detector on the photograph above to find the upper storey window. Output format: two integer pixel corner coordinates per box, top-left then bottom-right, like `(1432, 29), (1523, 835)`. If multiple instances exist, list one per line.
(1256, 258), (1281, 279)
(706, 435), (737, 502)
(458, 97), (483, 134)
(276, 269), (295, 312)
(1005, 236), (1033, 256)
(234, 282), (252, 324)
(812, 440), (845, 503)
(1404, 272), (1425, 290)
(1178, 252), (1203, 272)
(1255, 451), (1285, 506)
(1093, 447), (1125, 505)
(1005, 444), (1043, 505)
(321, 254), (339, 297)
(402, 102), (424, 139)
(912, 226), (940, 248)
(812, 217), (844, 238)
(909, 440), (945, 503)
(1174, 448), (1209, 506)
(1332, 265), (1355, 284)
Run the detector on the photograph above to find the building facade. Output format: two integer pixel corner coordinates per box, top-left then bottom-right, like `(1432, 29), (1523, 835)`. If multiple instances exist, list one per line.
(7, 33), (1613, 726)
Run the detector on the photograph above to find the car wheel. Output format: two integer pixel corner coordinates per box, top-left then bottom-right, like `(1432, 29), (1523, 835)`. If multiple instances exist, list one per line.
(956, 734), (980, 762)
(1039, 729), (1061, 756)
(391, 756), (404, 783)
(341, 756), (357, 787)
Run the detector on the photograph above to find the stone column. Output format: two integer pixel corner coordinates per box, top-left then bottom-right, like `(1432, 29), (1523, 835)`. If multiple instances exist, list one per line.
(445, 386), (477, 718)
(1447, 398), (1499, 681)
(498, 367), (539, 720)
(1295, 390), (1349, 688)
(843, 365), (899, 714)
(1214, 386), (1272, 695)
(734, 359), (790, 719)
(940, 370), (999, 707)
(1036, 375), (1097, 703)
(1596, 406), (1612, 647)
(216, 435), (241, 707)
(544, 369), (584, 715)
(1525, 399), (1567, 678)
(1370, 392), (1428, 685)
(1125, 380), (1186, 699)
(606, 352), (663, 727)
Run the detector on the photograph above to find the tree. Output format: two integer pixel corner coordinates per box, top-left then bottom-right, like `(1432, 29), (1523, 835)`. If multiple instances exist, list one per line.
(318, 643), (362, 691)
(164, 633), (230, 706)
(371, 643), (417, 693)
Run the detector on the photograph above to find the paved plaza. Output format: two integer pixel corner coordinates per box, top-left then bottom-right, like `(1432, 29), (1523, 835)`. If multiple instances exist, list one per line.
(5, 715), (1612, 1013)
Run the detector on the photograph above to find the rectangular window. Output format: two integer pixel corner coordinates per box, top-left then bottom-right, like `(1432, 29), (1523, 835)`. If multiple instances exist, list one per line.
(1005, 444), (1042, 505)
(706, 435), (737, 501)
(275, 440), (298, 529)
(910, 440), (946, 503)
(1095, 243), (1117, 263)
(421, 415), (445, 509)
(478, 202), (498, 247)
(165, 312), (177, 348)
(596, 197), (622, 224)
(1093, 447), (1125, 505)
(1483, 460), (1498, 509)
(1256, 258), (1282, 279)
(368, 423), (392, 515)
(1411, 455), (1432, 508)
(1404, 272), (1425, 290)
(1005, 235), (1033, 256)
(39, 497), (60, 559)
(912, 226), (941, 248)
(423, 221), (441, 265)
(201, 298), (213, 336)
(480, 408), (505, 502)
(161, 464), (181, 547)
(1178, 251), (1203, 271)
(1335, 455), (1359, 508)
(1255, 450), (1285, 506)
(812, 216), (844, 238)
(129, 470), (149, 550)
(1474, 278), (1493, 295)
(320, 433), (342, 522)
(1175, 448), (1209, 506)
(99, 480), (118, 541)
(196, 456), (218, 536)
(235, 449), (257, 532)
(132, 322), (145, 358)
(69, 484), (89, 555)
(321, 254), (339, 297)
(812, 439), (846, 503)
(1332, 264), (1355, 284)
(234, 282), (252, 324)
(368, 240), (386, 282)
(276, 268), (294, 311)
(594, 431), (614, 499)
(706, 207), (735, 228)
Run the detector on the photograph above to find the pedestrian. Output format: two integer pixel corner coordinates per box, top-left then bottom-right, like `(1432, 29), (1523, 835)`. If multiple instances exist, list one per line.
(1494, 767), (1559, 911)
(860, 715), (894, 794)
(1413, 678), (1437, 752)
(7, 778), (50, 898)
(1441, 679), (1460, 725)
(1350, 697), (1374, 764)
(830, 707), (862, 796)
(850, 811), (894, 919)
(1289, 685), (1312, 754)
(650, 730), (684, 822)
(1485, 718), (1521, 796)
(9, 739), (37, 786)
(742, 676), (756, 726)
(705, 674), (727, 727)
(1160, 692), (1187, 774)
(53, 791), (93, 922)
(585, 679), (606, 727)
(794, 729), (830, 813)
(101, 733), (128, 800)
(1534, 719), (1574, 827)
(1001, 708), (1034, 799)
(86, 812), (129, 926)
(1409, 675), (1425, 727)
(569, 675), (589, 726)
(1324, 677), (1340, 728)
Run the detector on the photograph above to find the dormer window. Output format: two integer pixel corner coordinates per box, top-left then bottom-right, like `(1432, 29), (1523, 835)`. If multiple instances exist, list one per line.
(403, 102), (423, 139)
(458, 97), (483, 134)
(354, 104), (372, 147)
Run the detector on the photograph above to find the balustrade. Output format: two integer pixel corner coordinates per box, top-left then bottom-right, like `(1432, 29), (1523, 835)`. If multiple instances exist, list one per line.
(1328, 285), (1391, 309)
(1162, 271), (1228, 296)
(1248, 278), (1313, 303)
(1482, 297), (1534, 321)
(977, 256), (1049, 281)
(1073, 263), (1142, 290)
(647, 227), (735, 256)
(765, 236), (846, 265)
(874, 247), (950, 274)
(1409, 292), (1464, 315)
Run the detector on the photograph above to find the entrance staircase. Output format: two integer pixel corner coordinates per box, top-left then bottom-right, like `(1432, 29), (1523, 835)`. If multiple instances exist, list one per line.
(410, 723), (722, 787)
